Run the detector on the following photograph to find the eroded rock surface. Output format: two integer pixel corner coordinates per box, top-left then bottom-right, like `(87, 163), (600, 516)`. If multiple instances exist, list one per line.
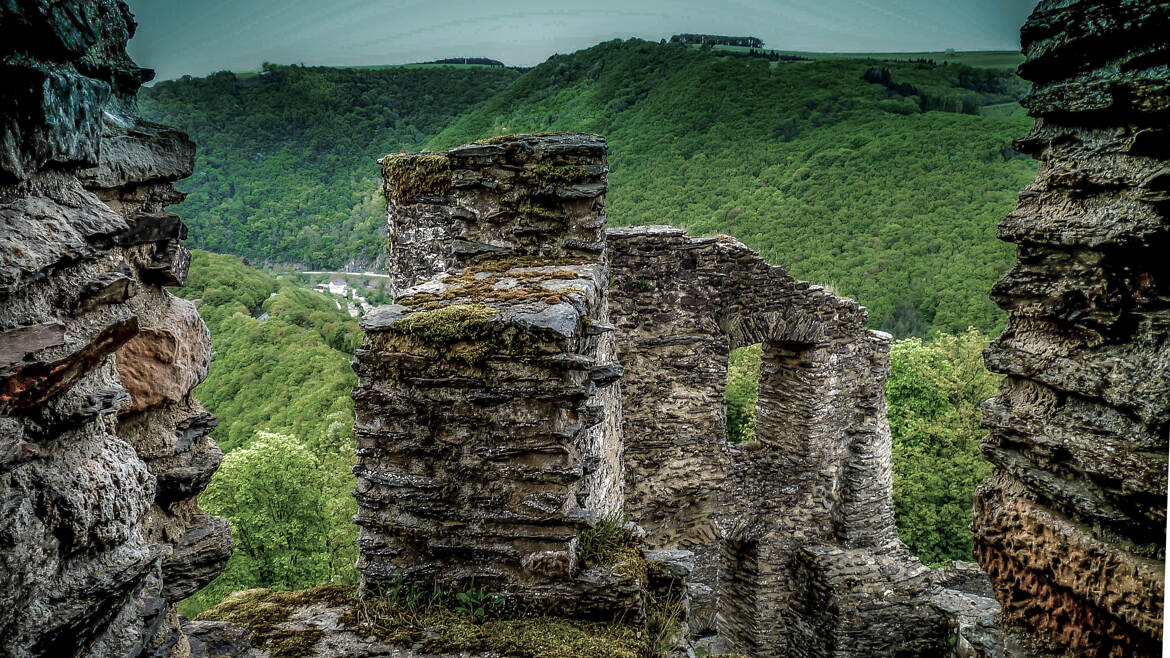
(975, 1), (1168, 656)
(0, 1), (229, 655)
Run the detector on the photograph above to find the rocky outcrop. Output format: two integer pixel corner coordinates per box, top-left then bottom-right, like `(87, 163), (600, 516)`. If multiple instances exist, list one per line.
(975, 1), (1168, 656)
(0, 1), (229, 656)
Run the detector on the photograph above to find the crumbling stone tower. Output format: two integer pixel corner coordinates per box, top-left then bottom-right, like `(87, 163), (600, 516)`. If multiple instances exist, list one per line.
(353, 134), (637, 616)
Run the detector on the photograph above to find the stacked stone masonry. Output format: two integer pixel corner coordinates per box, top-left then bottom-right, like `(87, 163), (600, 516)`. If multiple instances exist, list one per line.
(355, 134), (640, 619)
(0, 2), (230, 656)
(974, 1), (1169, 656)
(366, 134), (1018, 657)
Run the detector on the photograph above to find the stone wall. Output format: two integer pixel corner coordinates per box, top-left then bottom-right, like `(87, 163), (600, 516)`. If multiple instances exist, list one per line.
(0, 2), (229, 656)
(974, 1), (1168, 656)
(355, 135), (639, 618)
(607, 227), (958, 656)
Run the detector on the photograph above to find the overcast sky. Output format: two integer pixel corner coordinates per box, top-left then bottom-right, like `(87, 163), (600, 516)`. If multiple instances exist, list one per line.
(126, 0), (1040, 81)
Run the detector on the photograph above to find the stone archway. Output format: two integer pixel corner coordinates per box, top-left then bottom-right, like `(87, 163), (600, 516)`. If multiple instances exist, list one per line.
(608, 227), (907, 656)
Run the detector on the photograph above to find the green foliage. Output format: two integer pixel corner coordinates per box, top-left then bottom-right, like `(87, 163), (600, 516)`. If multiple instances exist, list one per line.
(182, 432), (357, 616)
(139, 65), (519, 267)
(726, 344), (762, 443)
(173, 251), (361, 615)
(577, 512), (630, 567)
(145, 42), (1034, 337)
(429, 39), (1036, 336)
(351, 597), (649, 658)
(887, 328), (1000, 565)
(455, 581), (505, 624)
(174, 251), (359, 451)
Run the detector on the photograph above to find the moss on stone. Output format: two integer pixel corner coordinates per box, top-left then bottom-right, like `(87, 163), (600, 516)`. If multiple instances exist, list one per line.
(392, 303), (497, 344)
(194, 584), (356, 656)
(522, 161), (593, 186)
(381, 152), (450, 204)
(515, 199), (565, 219)
(398, 267), (586, 312)
(264, 628), (326, 657)
(472, 131), (574, 145)
(347, 596), (649, 658)
(476, 256), (589, 272)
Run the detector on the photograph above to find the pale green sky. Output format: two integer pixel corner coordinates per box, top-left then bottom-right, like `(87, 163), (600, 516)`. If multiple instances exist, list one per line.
(127, 0), (1039, 81)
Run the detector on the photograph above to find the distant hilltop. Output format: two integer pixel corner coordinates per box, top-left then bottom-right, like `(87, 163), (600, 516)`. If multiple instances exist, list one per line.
(425, 56), (506, 67)
(670, 33), (764, 48)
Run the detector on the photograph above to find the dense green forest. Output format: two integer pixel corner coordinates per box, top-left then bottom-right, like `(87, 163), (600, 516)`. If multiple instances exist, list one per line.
(140, 65), (520, 268)
(142, 40), (1034, 337)
(150, 39), (1035, 612)
(175, 252), (1002, 615)
(429, 39), (1036, 336)
(173, 251), (360, 614)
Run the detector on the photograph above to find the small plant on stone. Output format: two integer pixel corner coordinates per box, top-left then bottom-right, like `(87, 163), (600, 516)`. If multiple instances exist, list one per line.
(455, 580), (503, 624)
(578, 512), (629, 567)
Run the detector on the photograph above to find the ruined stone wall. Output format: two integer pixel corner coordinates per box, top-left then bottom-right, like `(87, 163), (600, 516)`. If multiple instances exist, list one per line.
(974, 1), (1169, 656)
(0, 2), (229, 655)
(607, 227), (973, 657)
(355, 134), (638, 618)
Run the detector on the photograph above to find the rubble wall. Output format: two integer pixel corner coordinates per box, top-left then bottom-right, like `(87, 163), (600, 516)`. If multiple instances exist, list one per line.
(0, 2), (230, 656)
(974, 1), (1168, 655)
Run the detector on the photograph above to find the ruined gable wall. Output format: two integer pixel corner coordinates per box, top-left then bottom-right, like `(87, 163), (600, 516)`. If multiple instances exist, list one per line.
(0, 3), (230, 655)
(974, 1), (1169, 655)
(606, 226), (954, 657)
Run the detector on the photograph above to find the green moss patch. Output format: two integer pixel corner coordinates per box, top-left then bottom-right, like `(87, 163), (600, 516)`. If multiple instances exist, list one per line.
(521, 161), (594, 186)
(392, 303), (497, 343)
(348, 596), (649, 658)
(195, 585), (355, 657)
(472, 131), (577, 145)
(382, 152), (451, 204)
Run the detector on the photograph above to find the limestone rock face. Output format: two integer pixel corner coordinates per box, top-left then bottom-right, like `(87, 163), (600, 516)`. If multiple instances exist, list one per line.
(0, 1), (229, 655)
(975, 1), (1168, 655)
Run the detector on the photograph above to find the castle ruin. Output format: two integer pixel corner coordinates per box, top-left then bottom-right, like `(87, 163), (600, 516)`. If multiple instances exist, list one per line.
(0, 0), (1165, 656)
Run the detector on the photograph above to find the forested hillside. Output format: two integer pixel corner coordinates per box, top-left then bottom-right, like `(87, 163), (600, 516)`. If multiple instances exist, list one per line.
(175, 251), (1003, 614)
(430, 39), (1037, 336)
(139, 65), (520, 268)
(142, 41), (1033, 336)
(172, 251), (360, 614)
(146, 40), (1041, 612)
